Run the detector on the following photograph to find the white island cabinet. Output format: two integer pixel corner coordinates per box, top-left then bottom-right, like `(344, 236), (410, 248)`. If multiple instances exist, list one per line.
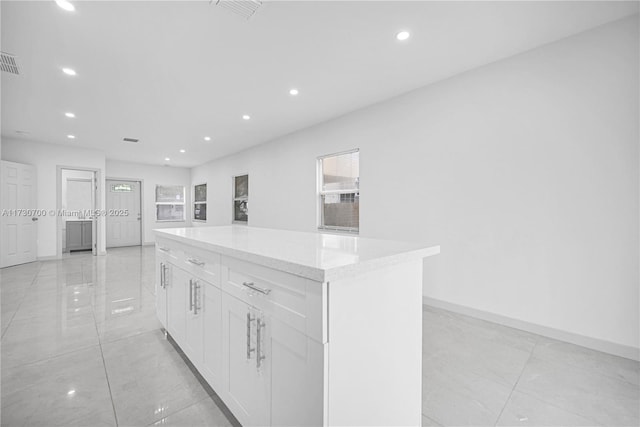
(155, 226), (439, 427)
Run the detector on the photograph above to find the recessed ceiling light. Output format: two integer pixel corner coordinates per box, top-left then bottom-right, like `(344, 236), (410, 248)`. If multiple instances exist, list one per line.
(179, 149), (186, 153)
(55, 0), (75, 12)
(289, 88), (299, 96)
(204, 136), (211, 141)
(67, 134), (76, 139)
(242, 115), (251, 120)
(396, 31), (411, 41)
(164, 157), (170, 161)
(65, 112), (75, 118)
(62, 67), (76, 76)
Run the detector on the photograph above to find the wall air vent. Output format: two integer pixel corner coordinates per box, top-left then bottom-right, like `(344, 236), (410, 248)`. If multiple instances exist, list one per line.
(212, 0), (262, 20)
(123, 137), (139, 143)
(1, 52), (20, 75)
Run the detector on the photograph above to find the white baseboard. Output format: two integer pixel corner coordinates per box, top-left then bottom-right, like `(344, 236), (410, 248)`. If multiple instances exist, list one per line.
(423, 296), (639, 362)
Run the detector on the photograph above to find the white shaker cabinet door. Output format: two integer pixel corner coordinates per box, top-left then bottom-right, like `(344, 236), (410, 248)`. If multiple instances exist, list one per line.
(156, 256), (170, 329)
(202, 283), (223, 390)
(269, 318), (324, 427)
(168, 267), (188, 347)
(184, 277), (205, 367)
(221, 292), (270, 427)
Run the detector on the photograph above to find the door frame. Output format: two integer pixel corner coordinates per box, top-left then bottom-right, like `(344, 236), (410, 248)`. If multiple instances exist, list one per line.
(56, 166), (101, 259)
(105, 177), (144, 248)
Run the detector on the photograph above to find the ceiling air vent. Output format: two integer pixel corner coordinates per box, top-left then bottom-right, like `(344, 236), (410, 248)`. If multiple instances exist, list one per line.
(212, 0), (262, 20)
(1, 52), (20, 75)
(123, 137), (139, 143)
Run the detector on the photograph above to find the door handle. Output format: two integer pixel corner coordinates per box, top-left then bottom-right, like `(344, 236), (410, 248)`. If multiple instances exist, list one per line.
(193, 281), (200, 315)
(163, 265), (169, 287)
(246, 312), (255, 359)
(256, 318), (266, 369)
(187, 258), (205, 266)
(189, 279), (194, 312)
(160, 262), (165, 289)
(242, 281), (271, 295)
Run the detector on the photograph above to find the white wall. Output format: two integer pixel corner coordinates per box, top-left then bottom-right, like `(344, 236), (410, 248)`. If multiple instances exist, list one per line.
(106, 160), (191, 245)
(191, 17), (639, 353)
(1, 138), (107, 257)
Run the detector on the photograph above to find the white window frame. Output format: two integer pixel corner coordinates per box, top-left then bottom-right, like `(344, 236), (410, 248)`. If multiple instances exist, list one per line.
(317, 148), (359, 234)
(155, 185), (186, 222)
(232, 174), (249, 224)
(193, 183), (207, 222)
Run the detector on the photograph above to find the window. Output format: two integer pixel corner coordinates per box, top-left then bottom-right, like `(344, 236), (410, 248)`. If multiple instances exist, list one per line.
(111, 183), (133, 192)
(233, 174), (248, 223)
(318, 149), (359, 232)
(194, 183), (207, 221)
(155, 185), (185, 222)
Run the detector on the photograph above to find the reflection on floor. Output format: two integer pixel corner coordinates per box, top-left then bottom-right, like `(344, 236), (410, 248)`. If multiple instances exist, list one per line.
(1, 246), (638, 426)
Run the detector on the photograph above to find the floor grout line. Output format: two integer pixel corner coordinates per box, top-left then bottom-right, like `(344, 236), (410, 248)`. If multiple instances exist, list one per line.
(91, 279), (120, 427)
(1, 262), (43, 340)
(492, 336), (540, 427)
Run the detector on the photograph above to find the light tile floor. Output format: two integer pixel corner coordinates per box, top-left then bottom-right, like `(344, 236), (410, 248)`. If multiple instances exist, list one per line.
(1, 246), (638, 426)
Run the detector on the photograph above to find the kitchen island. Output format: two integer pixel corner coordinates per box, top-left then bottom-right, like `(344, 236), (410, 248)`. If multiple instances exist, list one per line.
(155, 226), (439, 426)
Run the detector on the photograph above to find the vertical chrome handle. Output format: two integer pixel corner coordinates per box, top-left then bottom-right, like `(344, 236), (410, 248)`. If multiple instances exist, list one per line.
(246, 312), (255, 359)
(189, 279), (194, 312)
(193, 281), (200, 315)
(256, 318), (266, 369)
(160, 262), (165, 289)
(164, 265), (169, 287)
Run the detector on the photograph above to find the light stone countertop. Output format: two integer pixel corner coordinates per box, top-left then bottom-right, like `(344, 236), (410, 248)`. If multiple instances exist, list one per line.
(154, 226), (440, 282)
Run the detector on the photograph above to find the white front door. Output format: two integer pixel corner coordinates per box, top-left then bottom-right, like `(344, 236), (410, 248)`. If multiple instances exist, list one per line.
(106, 180), (141, 248)
(1, 161), (37, 268)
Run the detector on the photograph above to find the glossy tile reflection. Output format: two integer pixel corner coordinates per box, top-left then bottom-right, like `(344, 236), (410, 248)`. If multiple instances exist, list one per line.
(2, 249), (638, 426)
(422, 306), (640, 426)
(1, 246), (234, 427)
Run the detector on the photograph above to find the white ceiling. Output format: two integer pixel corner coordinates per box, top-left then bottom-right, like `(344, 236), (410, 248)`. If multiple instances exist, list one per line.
(2, 1), (638, 167)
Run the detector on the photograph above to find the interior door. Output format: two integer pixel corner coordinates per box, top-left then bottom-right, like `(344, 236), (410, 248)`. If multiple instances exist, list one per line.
(1, 161), (37, 268)
(106, 179), (141, 248)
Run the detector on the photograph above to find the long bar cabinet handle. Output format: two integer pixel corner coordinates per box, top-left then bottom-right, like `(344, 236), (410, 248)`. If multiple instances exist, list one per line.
(189, 279), (194, 311)
(193, 282), (200, 315)
(160, 262), (165, 289)
(242, 281), (271, 295)
(246, 312), (255, 359)
(257, 318), (266, 369)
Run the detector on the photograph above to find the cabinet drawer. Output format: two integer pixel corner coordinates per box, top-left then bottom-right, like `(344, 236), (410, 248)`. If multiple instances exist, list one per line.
(222, 256), (323, 342)
(182, 246), (221, 286)
(156, 237), (184, 264)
